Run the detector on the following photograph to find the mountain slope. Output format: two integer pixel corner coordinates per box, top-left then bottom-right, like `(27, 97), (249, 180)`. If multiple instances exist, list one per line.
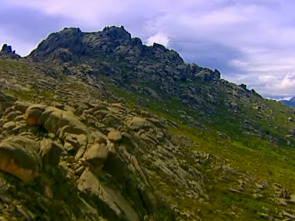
(280, 97), (295, 107)
(0, 27), (295, 220)
(27, 26), (295, 151)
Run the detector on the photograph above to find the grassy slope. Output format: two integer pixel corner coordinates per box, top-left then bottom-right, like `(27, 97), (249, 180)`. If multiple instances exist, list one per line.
(108, 83), (295, 220)
(2, 59), (295, 219)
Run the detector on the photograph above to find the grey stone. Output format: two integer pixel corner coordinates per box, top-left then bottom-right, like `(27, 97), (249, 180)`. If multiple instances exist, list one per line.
(39, 139), (63, 168)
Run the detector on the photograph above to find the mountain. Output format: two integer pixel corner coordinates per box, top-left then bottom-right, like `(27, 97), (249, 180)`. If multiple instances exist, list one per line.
(280, 97), (295, 107)
(0, 26), (295, 220)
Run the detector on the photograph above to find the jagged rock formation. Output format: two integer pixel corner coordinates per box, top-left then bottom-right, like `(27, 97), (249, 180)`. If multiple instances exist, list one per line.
(29, 27), (183, 64)
(1, 27), (295, 220)
(0, 44), (20, 59)
(28, 26), (260, 117)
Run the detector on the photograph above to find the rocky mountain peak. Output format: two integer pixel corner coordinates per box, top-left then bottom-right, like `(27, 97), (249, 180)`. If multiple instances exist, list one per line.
(28, 26), (133, 63)
(0, 44), (20, 59)
(102, 26), (132, 42)
(28, 26), (184, 66)
(1, 44), (13, 53)
(152, 42), (166, 50)
(26, 26), (226, 112)
(29, 27), (83, 63)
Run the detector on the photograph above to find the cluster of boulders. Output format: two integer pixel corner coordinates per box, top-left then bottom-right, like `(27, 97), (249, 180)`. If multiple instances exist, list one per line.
(0, 90), (206, 220)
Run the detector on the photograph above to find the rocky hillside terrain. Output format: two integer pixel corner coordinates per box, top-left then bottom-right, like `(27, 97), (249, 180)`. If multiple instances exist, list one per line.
(1, 27), (295, 220)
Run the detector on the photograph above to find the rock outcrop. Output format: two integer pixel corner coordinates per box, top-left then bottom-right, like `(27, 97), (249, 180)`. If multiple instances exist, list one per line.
(0, 44), (21, 59)
(0, 136), (41, 182)
(0, 98), (195, 220)
(0, 91), (17, 115)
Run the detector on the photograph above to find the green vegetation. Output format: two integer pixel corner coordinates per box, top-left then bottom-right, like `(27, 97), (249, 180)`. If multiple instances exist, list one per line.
(108, 83), (295, 220)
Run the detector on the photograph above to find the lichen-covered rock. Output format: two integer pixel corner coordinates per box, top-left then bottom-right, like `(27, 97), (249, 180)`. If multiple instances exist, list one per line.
(84, 143), (108, 162)
(24, 104), (46, 125)
(39, 139), (64, 169)
(83, 142), (108, 174)
(78, 169), (140, 221)
(25, 105), (90, 136)
(25, 105), (93, 153)
(0, 136), (41, 182)
(107, 130), (122, 142)
(128, 116), (151, 130)
(41, 107), (90, 137)
(0, 91), (17, 116)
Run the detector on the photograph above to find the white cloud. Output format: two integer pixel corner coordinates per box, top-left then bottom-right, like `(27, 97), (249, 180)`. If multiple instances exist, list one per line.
(225, 45), (295, 97)
(272, 73), (295, 93)
(146, 33), (170, 47)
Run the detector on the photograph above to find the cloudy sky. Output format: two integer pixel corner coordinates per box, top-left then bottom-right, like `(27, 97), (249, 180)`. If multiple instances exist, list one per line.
(1, 0), (295, 98)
